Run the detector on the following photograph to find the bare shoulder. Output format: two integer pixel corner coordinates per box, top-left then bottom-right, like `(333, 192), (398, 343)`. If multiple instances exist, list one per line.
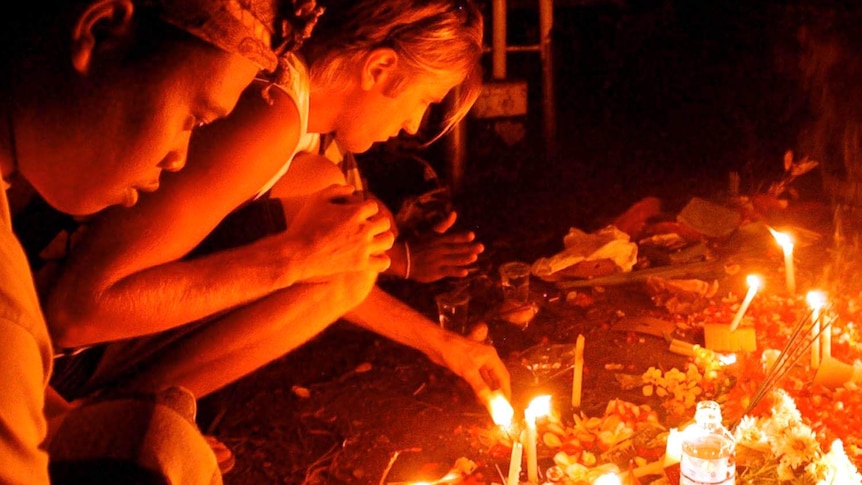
(223, 80), (302, 153)
(183, 81), (303, 196)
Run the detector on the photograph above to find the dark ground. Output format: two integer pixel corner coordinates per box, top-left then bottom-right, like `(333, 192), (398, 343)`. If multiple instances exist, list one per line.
(199, 1), (833, 483)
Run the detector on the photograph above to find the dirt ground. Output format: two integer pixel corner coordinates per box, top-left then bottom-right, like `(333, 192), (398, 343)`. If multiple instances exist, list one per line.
(197, 2), (832, 483)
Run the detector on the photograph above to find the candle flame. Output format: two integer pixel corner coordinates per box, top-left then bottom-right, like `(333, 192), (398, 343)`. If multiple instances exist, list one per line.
(769, 228), (794, 250)
(807, 290), (827, 310)
(525, 395), (552, 419)
(594, 472), (622, 485)
(745, 274), (762, 290)
(488, 392), (514, 427)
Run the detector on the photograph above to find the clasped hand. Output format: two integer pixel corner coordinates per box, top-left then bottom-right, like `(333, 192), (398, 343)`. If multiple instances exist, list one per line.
(284, 184), (395, 281)
(404, 211), (484, 283)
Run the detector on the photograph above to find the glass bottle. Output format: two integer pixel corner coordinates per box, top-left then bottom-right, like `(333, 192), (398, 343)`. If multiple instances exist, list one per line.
(679, 400), (736, 485)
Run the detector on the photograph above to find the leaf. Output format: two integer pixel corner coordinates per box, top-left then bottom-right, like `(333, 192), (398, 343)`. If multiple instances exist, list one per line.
(790, 158), (819, 177)
(784, 150), (794, 172)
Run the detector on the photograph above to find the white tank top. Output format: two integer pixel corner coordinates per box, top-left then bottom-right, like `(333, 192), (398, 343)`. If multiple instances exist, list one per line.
(253, 54), (320, 199)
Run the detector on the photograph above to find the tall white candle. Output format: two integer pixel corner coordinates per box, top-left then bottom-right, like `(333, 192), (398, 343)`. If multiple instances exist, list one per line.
(524, 411), (538, 484)
(571, 334), (585, 408)
(525, 395), (551, 484)
(770, 229), (796, 294)
(507, 442), (523, 485)
(729, 275), (761, 332)
(807, 291), (826, 368)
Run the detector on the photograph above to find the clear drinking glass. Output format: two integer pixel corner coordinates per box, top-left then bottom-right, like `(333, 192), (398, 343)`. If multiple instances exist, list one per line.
(435, 291), (470, 334)
(499, 261), (532, 304)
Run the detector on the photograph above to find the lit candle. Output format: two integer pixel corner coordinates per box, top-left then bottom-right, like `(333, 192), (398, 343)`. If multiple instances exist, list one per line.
(770, 229), (796, 294)
(525, 395), (551, 484)
(807, 290), (827, 368)
(571, 334), (585, 408)
(729, 274), (761, 332)
(507, 442), (523, 485)
(487, 390), (515, 427)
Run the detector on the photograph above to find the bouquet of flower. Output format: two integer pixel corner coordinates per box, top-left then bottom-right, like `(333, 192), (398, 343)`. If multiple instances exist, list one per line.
(734, 389), (862, 484)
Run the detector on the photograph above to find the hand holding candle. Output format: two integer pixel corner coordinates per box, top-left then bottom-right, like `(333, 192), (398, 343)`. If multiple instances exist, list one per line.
(729, 274), (761, 332)
(525, 395), (552, 484)
(483, 390), (520, 484)
(572, 334), (585, 408)
(770, 229), (796, 294)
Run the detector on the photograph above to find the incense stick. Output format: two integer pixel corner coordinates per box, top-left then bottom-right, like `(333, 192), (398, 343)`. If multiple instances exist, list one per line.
(730, 307), (836, 430)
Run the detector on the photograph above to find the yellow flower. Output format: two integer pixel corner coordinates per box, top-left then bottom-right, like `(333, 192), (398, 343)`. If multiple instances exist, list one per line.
(777, 423), (818, 470)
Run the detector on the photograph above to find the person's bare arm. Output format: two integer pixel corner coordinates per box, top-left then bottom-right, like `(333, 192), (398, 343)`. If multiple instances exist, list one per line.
(344, 287), (511, 400)
(46, 86), (392, 348)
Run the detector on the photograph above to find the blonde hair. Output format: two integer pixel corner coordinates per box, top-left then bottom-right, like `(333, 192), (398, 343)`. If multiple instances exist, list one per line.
(301, 0), (484, 137)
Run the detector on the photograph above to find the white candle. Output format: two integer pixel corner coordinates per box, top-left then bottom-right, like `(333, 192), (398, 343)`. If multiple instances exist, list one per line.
(822, 313), (832, 360)
(594, 473), (622, 485)
(525, 395), (551, 484)
(807, 290), (827, 368)
(524, 412), (538, 484)
(729, 275), (761, 332)
(770, 229), (796, 294)
(665, 428), (683, 462)
(507, 442), (523, 485)
(571, 334), (585, 408)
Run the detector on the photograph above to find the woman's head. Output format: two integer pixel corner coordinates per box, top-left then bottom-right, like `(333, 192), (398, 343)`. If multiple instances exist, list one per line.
(302, 0), (484, 138)
(2, 0), (290, 215)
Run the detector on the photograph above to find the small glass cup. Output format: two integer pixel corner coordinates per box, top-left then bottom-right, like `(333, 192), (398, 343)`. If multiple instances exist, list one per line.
(435, 291), (470, 334)
(499, 261), (532, 304)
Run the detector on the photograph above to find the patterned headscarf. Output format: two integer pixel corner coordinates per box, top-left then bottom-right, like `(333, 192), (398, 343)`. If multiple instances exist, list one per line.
(151, 0), (322, 72)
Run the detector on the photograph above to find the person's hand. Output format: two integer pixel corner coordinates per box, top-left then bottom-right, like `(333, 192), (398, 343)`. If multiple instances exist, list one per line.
(431, 331), (511, 401)
(281, 184), (395, 280)
(404, 211), (484, 283)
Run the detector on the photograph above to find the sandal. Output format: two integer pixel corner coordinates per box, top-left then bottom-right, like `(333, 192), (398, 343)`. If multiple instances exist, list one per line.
(204, 435), (236, 475)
